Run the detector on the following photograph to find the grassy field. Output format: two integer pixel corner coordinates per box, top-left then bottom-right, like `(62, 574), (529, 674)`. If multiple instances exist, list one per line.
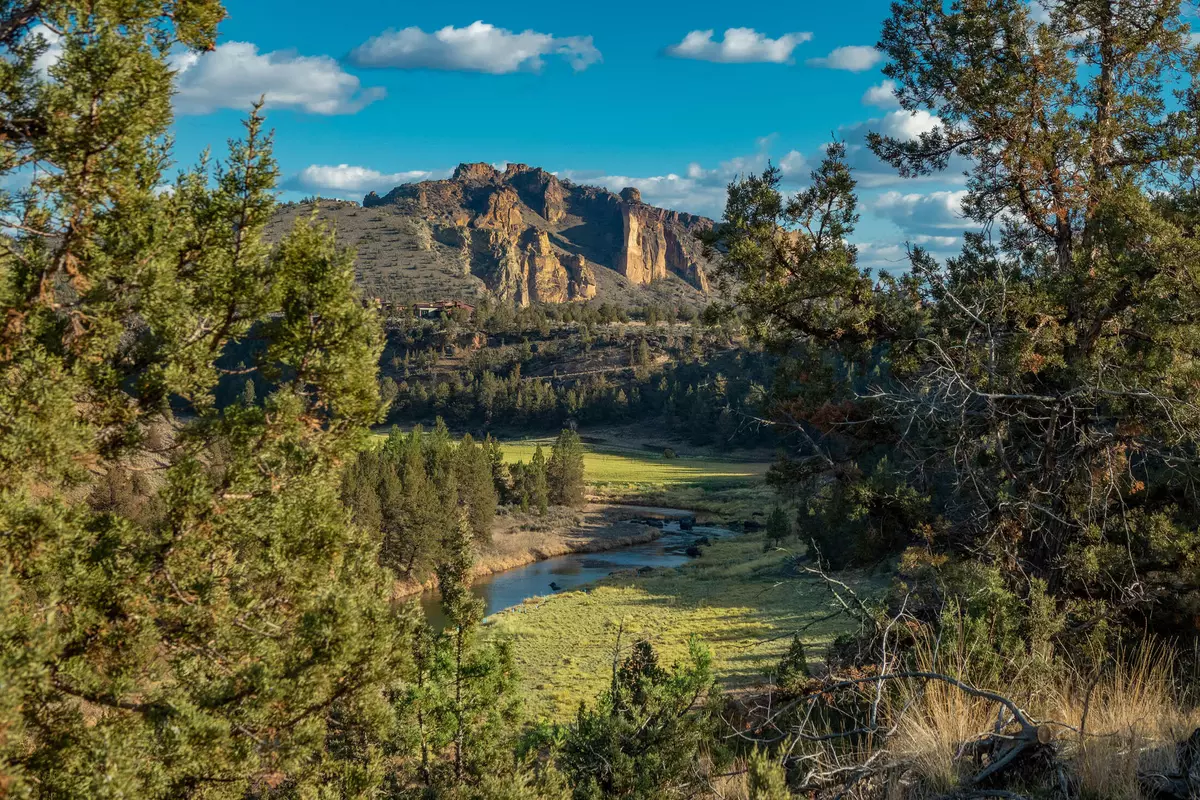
(498, 437), (773, 521)
(488, 533), (885, 721)
(499, 438), (769, 487)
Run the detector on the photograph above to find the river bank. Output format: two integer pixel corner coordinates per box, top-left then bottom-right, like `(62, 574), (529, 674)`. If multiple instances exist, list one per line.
(391, 503), (687, 597)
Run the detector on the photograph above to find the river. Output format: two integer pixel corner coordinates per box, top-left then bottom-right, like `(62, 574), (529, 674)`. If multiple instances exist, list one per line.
(419, 521), (734, 629)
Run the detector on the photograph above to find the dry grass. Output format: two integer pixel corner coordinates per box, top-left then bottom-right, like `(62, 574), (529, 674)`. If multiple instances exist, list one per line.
(873, 643), (1200, 799)
(1050, 647), (1200, 800)
(891, 675), (997, 793)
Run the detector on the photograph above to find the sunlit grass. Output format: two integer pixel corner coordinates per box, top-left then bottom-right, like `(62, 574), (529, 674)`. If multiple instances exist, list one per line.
(488, 533), (884, 721)
(497, 438), (769, 489)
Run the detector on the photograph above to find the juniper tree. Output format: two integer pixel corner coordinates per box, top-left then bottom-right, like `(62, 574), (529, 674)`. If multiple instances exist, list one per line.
(715, 0), (1200, 645)
(0, 4), (417, 795)
(560, 639), (718, 800)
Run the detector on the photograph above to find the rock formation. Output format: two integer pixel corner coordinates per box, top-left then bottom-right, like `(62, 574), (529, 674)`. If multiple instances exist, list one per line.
(359, 162), (716, 305)
(521, 229), (569, 304)
(565, 254), (597, 300)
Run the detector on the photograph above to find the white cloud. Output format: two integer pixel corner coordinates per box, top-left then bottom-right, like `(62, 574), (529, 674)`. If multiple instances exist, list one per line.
(1029, 0), (1053, 25)
(862, 79), (899, 108)
(833, 110), (961, 187)
(872, 189), (973, 235)
(171, 42), (384, 115)
(29, 24), (63, 77)
(665, 28), (812, 64)
(348, 21), (600, 74)
(286, 164), (446, 197)
(807, 45), (883, 72)
(877, 108), (940, 139)
(912, 234), (960, 247)
(561, 137), (808, 218)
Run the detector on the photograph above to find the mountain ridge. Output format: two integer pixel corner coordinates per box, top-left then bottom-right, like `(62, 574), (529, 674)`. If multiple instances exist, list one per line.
(266, 162), (718, 309)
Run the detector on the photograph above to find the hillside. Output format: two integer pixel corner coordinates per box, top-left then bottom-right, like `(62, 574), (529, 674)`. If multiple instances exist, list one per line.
(266, 162), (719, 309)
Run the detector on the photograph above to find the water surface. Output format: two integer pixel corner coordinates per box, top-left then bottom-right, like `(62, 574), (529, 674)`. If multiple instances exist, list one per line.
(419, 523), (731, 629)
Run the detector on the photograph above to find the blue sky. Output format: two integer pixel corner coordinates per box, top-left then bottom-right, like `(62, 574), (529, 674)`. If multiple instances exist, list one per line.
(162, 0), (974, 271)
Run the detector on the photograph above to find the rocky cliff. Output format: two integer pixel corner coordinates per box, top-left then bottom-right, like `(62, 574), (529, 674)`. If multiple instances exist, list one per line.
(360, 162), (714, 306)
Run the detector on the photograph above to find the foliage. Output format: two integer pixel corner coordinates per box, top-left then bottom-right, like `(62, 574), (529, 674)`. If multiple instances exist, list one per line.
(383, 323), (776, 450)
(774, 635), (811, 696)
(747, 749), (791, 800)
(0, 3), (420, 795)
(560, 639), (719, 800)
(547, 429), (586, 508)
(764, 506), (791, 547)
(394, 512), (529, 797)
(714, 0), (1200, 648)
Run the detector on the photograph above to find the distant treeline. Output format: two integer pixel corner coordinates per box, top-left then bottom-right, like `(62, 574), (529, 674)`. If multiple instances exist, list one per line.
(343, 423), (586, 585)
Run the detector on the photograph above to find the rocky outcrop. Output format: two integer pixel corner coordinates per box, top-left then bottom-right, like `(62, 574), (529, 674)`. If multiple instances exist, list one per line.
(617, 203), (668, 285)
(506, 163), (567, 224)
(453, 162), (500, 183)
(616, 201), (712, 289)
(565, 254), (597, 300)
(522, 229), (569, 304)
(476, 186), (523, 233)
(360, 162), (716, 304)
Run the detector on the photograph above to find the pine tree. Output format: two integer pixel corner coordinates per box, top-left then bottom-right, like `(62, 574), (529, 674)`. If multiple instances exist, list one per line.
(485, 434), (511, 503)
(765, 506), (791, 548)
(457, 433), (498, 544)
(548, 429), (587, 508)
(241, 377), (257, 405)
(405, 511), (524, 793)
(530, 445), (550, 515)
(436, 510), (484, 782)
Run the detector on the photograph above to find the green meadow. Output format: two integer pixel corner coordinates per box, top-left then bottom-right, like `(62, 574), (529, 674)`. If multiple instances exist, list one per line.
(498, 438), (769, 487)
(488, 534), (884, 721)
(497, 437), (773, 520)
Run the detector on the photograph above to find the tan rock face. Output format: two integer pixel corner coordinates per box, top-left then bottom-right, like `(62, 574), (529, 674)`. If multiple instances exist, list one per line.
(453, 162), (500, 183)
(664, 227), (709, 293)
(483, 231), (528, 306)
(565, 254), (597, 300)
(616, 204), (668, 285)
(475, 186), (523, 233)
(522, 229), (569, 304)
(541, 177), (566, 224)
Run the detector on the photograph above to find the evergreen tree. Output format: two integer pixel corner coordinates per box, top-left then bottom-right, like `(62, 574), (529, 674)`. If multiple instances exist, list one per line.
(747, 749), (791, 800)
(510, 461), (532, 512)
(485, 435), (511, 503)
(0, 4), (409, 793)
(403, 511), (523, 794)
(393, 428), (443, 580)
(241, 377), (256, 405)
(457, 433), (498, 544)
(548, 429), (587, 508)
(530, 445), (550, 515)
(560, 639), (717, 800)
(765, 506), (791, 548)
(714, 0), (1200, 644)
